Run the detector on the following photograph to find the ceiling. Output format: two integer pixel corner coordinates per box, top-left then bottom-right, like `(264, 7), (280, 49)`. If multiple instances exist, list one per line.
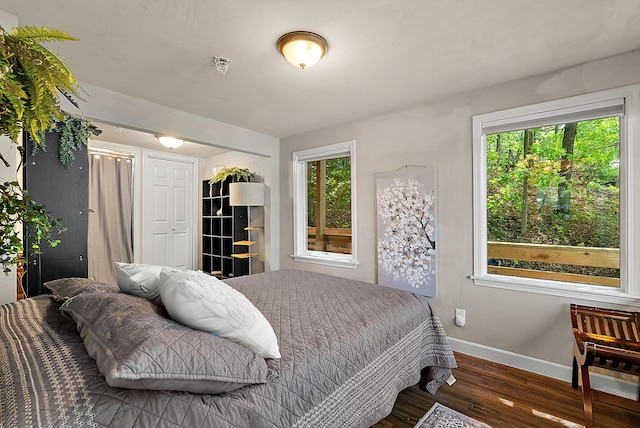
(3, 1), (640, 140)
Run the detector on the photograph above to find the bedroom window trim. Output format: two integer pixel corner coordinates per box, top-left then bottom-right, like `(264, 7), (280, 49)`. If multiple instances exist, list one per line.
(291, 140), (358, 269)
(472, 85), (640, 306)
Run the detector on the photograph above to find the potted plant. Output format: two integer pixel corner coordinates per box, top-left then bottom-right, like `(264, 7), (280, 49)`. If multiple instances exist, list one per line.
(209, 167), (253, 215)
(209, 166), (253, 188)
(0, 180), (65, 273)
(0, 25), (81, 284)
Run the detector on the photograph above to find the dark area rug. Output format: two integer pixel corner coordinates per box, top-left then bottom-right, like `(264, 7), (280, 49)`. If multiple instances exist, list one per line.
(414, 402), (492, 428)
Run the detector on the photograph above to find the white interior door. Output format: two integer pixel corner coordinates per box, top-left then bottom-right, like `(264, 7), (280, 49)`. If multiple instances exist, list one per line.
(142, 155), (196, 269)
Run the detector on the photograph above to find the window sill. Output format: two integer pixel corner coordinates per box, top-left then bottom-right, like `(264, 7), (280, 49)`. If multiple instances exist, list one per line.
(472, 274), (640, 306)
(290, 253), (359, 269)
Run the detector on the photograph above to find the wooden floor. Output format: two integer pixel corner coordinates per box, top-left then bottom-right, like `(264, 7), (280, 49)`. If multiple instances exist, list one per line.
(372, 352), (640, 428)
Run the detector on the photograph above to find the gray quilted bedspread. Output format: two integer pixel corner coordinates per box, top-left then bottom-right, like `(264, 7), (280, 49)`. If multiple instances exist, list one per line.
(0, 270), (456, 427)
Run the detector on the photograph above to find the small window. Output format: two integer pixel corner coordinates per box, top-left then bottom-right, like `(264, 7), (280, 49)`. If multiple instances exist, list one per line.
(472, 86), (640, 303)
(292, 141), (357, 268)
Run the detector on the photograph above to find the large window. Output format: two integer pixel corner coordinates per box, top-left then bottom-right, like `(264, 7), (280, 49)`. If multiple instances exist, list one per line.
(472, 86), (640, 304)
(292, 140), (357, 268)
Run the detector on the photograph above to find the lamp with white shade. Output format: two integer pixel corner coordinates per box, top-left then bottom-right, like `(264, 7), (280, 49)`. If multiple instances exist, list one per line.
(229, 182), (265, 207)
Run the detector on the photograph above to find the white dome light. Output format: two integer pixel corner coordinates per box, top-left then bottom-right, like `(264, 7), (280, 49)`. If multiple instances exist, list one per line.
(158, 136), (184, 149)
(277, 31), (328, 70)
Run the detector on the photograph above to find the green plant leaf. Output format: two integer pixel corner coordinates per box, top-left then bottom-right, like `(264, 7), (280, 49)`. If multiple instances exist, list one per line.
(0, 180), (66, 271)
(0, 24), (80, 147)
(209, 166), (253, 184)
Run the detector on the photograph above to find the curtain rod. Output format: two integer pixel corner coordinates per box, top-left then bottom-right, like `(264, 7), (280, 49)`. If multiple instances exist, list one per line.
(88, 147), (135, 159)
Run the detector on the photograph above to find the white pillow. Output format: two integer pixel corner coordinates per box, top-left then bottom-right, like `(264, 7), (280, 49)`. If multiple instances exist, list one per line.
(115, 262), (163, 299)
(158, 268), (281, 359)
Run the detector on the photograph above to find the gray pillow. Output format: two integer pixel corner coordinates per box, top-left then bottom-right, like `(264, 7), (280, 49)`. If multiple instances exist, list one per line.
(60, 291), (270, 394)
(43, 277), (118, 302)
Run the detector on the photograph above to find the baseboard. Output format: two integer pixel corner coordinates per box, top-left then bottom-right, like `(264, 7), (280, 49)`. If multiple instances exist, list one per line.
(447, 337), (637, 400)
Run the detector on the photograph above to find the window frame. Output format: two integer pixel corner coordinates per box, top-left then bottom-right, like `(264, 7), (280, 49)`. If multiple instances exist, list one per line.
(291, 140), (358, 269)
(472, 86), (640, 305)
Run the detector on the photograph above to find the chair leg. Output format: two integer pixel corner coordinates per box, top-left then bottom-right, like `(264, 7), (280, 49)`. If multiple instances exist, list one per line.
(581, 364), (594, 428)
(572, 357), (579, 389)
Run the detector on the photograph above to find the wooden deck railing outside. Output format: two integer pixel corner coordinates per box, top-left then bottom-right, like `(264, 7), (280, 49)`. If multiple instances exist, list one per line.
(305, 232), (618, 286)
(307, 227), (352, 254)
(487, 241), (620, 287)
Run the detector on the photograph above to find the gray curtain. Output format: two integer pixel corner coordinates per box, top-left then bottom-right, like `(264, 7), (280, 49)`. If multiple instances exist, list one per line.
(88, 153), (134, 283)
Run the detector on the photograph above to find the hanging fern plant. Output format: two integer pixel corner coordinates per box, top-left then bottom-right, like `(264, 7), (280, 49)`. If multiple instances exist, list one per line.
(55, 114), (90, 168)
(0, 25), (81, 151)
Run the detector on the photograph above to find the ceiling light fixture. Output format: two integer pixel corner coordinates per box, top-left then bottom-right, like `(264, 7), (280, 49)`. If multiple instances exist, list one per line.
(277, 31), (328, 69)
(158, 136), (184, 149)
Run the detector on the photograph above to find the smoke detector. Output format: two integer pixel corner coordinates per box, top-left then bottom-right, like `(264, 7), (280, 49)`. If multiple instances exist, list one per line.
(213, 56), (232, 74)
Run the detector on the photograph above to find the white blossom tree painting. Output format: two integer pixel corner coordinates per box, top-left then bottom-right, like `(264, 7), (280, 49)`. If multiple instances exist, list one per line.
(376, 167), (436, 296)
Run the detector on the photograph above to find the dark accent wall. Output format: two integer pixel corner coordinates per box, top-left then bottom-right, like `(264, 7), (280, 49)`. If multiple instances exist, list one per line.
(23, 131), (88, 297)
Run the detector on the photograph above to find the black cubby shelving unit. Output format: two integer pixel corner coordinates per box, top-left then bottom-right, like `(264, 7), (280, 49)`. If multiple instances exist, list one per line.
(202, 179), (253, 279)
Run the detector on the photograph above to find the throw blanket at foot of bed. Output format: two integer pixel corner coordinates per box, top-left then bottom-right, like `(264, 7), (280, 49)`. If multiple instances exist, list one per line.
(0, 270), (456, 427)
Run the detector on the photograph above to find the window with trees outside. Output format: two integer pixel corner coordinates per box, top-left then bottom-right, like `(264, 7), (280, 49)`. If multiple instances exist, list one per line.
(292, 140), (357, 268)
(472, 86), (640, 304)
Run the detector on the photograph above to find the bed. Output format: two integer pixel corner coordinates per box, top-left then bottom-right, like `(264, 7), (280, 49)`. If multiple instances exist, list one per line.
(0, 269), (456, 427)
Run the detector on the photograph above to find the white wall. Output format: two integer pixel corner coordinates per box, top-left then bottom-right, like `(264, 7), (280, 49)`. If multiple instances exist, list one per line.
(0, 10), (19, 304)
(0, 9), (17, 29)
(280, 50), (640, 368)
(0, 132), (19, 305)
(203, 152), (267, 183)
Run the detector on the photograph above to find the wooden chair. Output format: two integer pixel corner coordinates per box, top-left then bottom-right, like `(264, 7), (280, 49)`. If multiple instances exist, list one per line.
(570, 303), (640, 428)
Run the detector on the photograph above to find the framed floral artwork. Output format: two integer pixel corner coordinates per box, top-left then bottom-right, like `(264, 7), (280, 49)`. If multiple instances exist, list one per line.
(376, 166), (437, 296)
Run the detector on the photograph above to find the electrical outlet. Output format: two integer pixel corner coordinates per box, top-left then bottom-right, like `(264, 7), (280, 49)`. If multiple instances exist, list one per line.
(455, 308), (466, 327)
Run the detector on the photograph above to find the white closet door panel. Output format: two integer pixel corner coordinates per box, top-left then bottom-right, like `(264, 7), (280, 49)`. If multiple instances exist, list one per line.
(142, 155), (196, 268)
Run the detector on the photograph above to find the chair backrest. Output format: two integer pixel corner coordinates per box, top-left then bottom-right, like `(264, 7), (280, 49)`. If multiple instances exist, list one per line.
(571, 303), (640, 349)
(570, 304), (640, 428)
